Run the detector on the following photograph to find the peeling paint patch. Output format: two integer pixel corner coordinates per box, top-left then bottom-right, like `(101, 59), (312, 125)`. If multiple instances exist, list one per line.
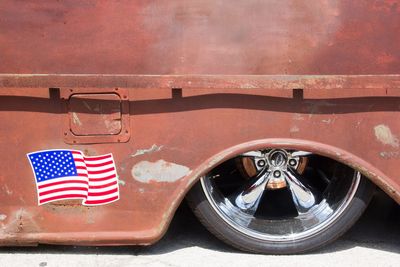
(321, 119), (332, 124)
(240, 83), (257, 89)
(131, 144), (163, 157)
(118, 180), (126, 186)
(103, 119), (121, 133)
(293, 114), (305, 121)
(290, 126), (300, 133)
(3, 185), (12, 195)
(0, 214), (7, 221)
(131, 160), (190, 183)
(380, 151), (400, 159)
(356, 119), (364, 128)
(2, 208), (40, 233)
(374, 124), (399, 148)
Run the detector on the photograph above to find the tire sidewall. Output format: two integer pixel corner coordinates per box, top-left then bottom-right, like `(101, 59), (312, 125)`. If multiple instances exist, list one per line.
(187, 177), (374, 254)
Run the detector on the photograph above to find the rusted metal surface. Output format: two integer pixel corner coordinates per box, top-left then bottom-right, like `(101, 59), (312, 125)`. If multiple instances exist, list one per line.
(1, 74), (400, 91)
(0, 1), (399, 75)
(0, 0), (399, 247)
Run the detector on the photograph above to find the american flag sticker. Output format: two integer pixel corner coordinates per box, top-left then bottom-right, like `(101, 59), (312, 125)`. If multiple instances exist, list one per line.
(27, 149), (120, 206)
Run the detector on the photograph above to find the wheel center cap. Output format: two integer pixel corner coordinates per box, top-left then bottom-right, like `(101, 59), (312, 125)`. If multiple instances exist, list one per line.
(269, 150), (287, 168)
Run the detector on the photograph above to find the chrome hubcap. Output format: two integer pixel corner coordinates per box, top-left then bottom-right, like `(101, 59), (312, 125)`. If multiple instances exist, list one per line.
(201, 149), (360, 242)
(236, 149), (316, 214)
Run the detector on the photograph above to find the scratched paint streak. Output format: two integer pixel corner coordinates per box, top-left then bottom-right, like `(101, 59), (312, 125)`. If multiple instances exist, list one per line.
(131, 160), (190, 183)
(72, 112), (82, 126)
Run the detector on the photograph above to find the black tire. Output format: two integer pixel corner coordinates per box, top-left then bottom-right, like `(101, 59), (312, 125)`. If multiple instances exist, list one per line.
(186, 151), (375, 254)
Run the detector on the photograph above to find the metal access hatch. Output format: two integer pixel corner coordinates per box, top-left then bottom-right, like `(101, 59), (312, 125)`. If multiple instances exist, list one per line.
(69, 93), (122, 136)
(61, 88), (130, 144)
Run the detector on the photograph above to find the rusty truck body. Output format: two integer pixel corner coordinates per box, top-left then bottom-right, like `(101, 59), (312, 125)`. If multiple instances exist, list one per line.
(0, 0), (399, 254)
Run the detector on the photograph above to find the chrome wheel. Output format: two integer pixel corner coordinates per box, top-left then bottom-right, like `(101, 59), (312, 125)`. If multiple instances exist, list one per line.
(187, 148), (374, 254)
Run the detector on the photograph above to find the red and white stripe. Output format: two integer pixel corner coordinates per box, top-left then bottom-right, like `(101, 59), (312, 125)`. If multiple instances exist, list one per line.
(37, 175), (89, 205)
(71, 151), (119, 206)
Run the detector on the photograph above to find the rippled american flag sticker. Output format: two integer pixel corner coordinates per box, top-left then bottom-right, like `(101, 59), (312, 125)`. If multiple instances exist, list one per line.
(27, 149), (120, 206)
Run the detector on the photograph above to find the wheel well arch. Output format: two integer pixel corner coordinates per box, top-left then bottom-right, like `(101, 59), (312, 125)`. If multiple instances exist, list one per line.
(157, 138), (399, 241)
(182, 138), (400, 204)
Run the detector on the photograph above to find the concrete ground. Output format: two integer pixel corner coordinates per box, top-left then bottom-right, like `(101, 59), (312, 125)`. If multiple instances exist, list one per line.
(0, 190), (399, 267)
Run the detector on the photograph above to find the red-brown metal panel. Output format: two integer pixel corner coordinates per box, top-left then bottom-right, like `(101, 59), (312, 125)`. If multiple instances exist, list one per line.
(0, 0), (399, 75)
(0, 0), (399, 246)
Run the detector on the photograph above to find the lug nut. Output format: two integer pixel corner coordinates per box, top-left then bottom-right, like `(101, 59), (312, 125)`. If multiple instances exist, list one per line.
(257, 160), (266, 167)
(289, 159), (297, 167)
(273, 170), (281, 178)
